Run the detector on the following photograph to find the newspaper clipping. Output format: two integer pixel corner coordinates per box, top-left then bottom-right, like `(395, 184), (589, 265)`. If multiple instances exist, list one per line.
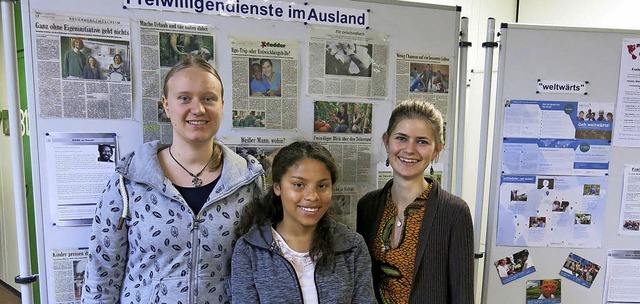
(33, 11), (132, 119)
(52, 248), (88, 304)
(313, 100), (373, 184)
(231, 38), (299, 130)
(308, 27), (388, 98)
(396, 53), (451, 113)
(225, 135), (293, 183)
(139, 20), (216, 143)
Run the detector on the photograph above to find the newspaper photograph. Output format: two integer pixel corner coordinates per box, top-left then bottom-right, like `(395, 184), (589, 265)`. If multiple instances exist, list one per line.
(308, 27), (388, 98)
(51, 248), (89, 304)
(231, 38), (299, 130)
(396, 53), (451, 113)
(329, 184), (359, 229)
(139, 20), (216, 143)
(224, 135), (295, 183)
(32, 11), (132, 119)
(313, 100), (373, 184)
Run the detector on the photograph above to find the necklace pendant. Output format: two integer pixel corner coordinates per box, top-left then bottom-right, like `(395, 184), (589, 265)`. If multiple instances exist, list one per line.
(191, 176), (203, 187)
(396, 219), (402, 227)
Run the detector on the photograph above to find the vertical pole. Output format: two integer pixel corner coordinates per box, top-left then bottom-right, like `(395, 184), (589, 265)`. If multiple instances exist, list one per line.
(1, 1), (35, 303)
(455, 17), (470, 196)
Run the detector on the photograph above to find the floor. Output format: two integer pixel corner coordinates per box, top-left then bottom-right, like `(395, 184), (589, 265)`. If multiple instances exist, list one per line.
(0, 281), (21, 304)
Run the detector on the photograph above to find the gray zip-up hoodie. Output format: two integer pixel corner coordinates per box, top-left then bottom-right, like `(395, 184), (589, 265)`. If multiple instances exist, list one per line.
(231, 220), (376, 303)
(82, 140), (264, 304)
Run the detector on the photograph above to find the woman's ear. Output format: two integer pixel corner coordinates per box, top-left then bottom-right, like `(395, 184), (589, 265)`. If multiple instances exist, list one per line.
(382, 132), (389, 150)
(162, 96), (169, 115)
(273, 183), (281, 196)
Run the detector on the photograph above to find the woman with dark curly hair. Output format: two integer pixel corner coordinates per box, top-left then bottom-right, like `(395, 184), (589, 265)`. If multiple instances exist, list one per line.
(232, 141), (375, 303)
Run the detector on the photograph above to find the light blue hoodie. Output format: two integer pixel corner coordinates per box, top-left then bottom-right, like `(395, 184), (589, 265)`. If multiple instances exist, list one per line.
(82, 140), (264, 304)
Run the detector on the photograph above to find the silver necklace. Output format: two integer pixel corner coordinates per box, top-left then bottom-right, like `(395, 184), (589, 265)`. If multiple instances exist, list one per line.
(168, 147), (214, 187)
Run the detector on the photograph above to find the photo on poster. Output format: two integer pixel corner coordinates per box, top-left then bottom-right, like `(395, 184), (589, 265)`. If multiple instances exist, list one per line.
(494, 249), (536, 284)
(559, 252), (601, 288)
(73, 259), (87, 300)
(325, 41), (373, 77)
(232, 110), (266, 128)
(408, 62), (449, 93)
(552, 200), (570, 212)
(537, 178), (555, 190)
(97, 144), (116, 163)
(510, 189), (528, 201)
(313, 101), (373, 134)
(583, 184), (601, 195)
(60, 36), (131, 81)
(248, 58), (282, 97)
(526, 279), (561, 303)
(158, 33), (214, 67)
(574, 213), (592, 225)
(529, 216), (547, 228)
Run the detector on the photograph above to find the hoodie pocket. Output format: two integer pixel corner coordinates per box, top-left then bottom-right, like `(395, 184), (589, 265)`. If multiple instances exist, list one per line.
(147, 277), (190, 304)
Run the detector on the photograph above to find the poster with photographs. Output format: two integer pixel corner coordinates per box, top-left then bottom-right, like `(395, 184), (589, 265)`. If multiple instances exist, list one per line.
(494, 249), (536, 284)
(231, 38), (299, 130)
(497, 175), (607, 248)
(526, 279), (561, 303)
(395, 53), (451, 112)
(139, 20), (216, 143)
(32, 11), (132, 119)
(559, 252), (601, 288)
(308, 27), (388, 98)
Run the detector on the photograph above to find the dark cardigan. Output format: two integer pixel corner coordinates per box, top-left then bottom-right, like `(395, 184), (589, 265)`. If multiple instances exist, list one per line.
(356, 178), (474, 304)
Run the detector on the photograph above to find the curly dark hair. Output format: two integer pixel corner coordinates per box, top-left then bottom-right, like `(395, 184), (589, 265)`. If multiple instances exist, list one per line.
(237, 141), (339, 268)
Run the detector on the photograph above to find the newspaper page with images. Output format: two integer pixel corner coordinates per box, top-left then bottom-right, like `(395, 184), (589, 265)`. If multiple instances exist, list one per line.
(308, 27), (388, 98)
(52, 248), (89, 304)
(396, 52), (451, 112)
(619, 164), (640, 235)
(138, 20), (216, 143)
(224, 135), (294, 184)
(33, 11), (132, 119)
(231, 38), (299, 130)
(45, 132), (117, 226)
(313, 100), (373, 184)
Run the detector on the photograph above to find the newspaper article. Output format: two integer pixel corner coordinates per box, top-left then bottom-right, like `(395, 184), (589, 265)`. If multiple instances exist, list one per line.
(44, 133), (117, 226)
(33, 11), (132, 119)
(619, 164), (640, 235)
(225, 135), (293, 183)
(231, 38), (299, 130)
(138, 20), (216, 143)
(312, 100), (373, 184)
(396, 53), (451, 113)
(52, 248), (89, 304)
(308, 27), (388, 98)
(604, 250), (640, 303)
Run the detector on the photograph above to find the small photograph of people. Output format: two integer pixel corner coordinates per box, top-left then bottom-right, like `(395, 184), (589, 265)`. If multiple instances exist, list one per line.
(574, 213), (592, 225)
(526, 279), (561, 302)
(529, 217), (547, 228)
(97, 144), (115, 163)
(552, 200), (570, 212)
(232, 110), (265, 128)
(494, 249), (535, 284)
(622, 220), (640, 231)
(560, 252), (601, 288)
(73, 259), (87, 300)
(314, 101), (373, 134)
(510, 189), (528, 202)
(60, 36), (130, 81)
(582, 184), (601, 196)
(537, 178), (555, 190)
(409, 63), (450, 93)
(325, 40), (373, 77)
(248, 58), (282, 97)
(329, 195), (351, 215)
(159, 33), (214, 67)
(579, 107), (612, 122)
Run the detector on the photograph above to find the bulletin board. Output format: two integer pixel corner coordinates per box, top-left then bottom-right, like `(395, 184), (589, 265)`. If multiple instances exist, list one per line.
(18, 0), (463, 302)
(482, 23), (640, 304)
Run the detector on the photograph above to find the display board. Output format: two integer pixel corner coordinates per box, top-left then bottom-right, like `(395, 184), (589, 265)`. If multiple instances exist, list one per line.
(18, 0), (463, 302)
(482, 23), (640, 304)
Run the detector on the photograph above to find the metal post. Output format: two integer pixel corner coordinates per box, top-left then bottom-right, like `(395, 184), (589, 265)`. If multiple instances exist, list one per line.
(455, 16), (471, 196)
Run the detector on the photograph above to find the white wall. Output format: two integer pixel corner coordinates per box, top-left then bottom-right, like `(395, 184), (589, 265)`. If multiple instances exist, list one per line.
(519, 0), (640, 29)
(0, 7), (21, 291)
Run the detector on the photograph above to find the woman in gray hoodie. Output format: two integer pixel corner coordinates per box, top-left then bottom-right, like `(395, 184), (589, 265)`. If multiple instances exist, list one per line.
(231, 141), (375, 303)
